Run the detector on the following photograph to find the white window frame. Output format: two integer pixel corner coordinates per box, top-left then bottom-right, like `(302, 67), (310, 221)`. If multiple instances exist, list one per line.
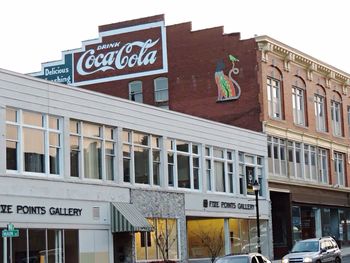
(6, 108), (63, 177)
(292, 86), (306, 126)
(205, 146), (235, 194)
(334, 152), (345, 186)
(303, 144), (317, 182)
(314, 94), (326, 132)
(122, 130), (161, 186)
(69, 120), (117, 181)
(154, 77), (169, 103)
(267, 77), (282, 119)
(238, 152), (264, 196)
(167, 139), (201, 191)
(267, 136), (287, 177)
(317, 148), (329, 184)
(331, 100), (343, 136)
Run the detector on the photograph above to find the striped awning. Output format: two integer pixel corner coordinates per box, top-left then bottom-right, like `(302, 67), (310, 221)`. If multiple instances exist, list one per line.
(111, 202), (153, 232)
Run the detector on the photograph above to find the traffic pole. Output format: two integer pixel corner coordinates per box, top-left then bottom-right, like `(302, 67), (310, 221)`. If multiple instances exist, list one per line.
(3, 237), (7, 263)
(9, 237), (12, 263)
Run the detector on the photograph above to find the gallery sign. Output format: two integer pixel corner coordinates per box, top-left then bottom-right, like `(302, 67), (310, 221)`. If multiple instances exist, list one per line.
(202, 199), (254, 211)
(30, 21), (168, 86)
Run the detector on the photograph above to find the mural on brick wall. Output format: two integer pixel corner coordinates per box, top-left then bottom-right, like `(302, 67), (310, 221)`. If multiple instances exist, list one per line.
(215, 54), (241, 101)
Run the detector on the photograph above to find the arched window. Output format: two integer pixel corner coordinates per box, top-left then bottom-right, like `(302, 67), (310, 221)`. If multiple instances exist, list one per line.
(314, 85), (327, 132)
(154, 77), (169, 108)
(291, 76), (307, 126)
(331, 91), (343, 137)
(267, 67), (283, 119)
(129, 81), (143, 103)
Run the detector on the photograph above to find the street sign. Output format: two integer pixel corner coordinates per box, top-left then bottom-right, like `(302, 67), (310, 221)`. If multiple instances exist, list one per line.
(7, 223), (14, 231)
(2, 229), (19, 238)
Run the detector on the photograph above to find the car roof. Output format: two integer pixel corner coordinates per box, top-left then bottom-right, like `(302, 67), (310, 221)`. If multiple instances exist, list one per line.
(297, 237), (334, 242)
(222, 253), (263, 258)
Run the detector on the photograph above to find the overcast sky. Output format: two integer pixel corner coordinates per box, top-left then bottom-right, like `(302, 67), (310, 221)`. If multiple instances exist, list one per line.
(2, 0), (349, 74)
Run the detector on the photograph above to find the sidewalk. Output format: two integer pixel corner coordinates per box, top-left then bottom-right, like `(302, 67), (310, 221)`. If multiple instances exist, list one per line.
(272, 246), (350, 263)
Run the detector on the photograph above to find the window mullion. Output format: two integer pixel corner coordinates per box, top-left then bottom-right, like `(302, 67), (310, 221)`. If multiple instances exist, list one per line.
(45, 115), (50, 175)
(101, 126), (106, 181)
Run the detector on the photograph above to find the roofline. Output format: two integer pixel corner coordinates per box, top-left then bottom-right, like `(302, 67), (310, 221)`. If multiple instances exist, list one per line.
(255, 35), (350, 85)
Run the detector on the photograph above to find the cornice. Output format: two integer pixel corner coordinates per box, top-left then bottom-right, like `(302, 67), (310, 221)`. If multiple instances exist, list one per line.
(256, 36), (350, 91)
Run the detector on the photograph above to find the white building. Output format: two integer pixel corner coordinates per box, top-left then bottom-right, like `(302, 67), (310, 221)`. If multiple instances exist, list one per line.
(0, 68), (270, 262)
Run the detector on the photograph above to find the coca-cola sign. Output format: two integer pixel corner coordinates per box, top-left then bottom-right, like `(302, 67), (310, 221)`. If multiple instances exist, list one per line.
(30, 21), (168, 86)
(74, 22), (167, 85)
(76, 39), (159, 76)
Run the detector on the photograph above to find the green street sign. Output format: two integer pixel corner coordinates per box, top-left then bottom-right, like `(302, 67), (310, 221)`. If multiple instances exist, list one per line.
(2, 229), (19, 238)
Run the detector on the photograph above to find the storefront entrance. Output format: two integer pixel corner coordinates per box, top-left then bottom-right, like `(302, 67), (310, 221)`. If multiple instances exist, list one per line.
(0, 229), (78, 263)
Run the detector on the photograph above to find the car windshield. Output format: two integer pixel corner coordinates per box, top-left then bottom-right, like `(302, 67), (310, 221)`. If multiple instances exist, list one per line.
(216, 256), (249, 263)
(292, 241), (319, 253)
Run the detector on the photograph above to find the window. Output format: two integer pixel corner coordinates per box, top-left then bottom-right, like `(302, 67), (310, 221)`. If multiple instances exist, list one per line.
(292, 86), (306, 126)
(167, 139), (200, 190)
(123, 130), (161, 186)
(154, 77), (169, 108)
(239, 153), (264, 196)
(270, 136), (330, 184)
(0, 229), (79, 263)
(334, 152), (345, 186)
(6, 108), (62, 176)
(267, 136), (287, 177)
(318, 148), (329, 184)
(314, 94), (326, 132)
(304, 145), (317, 181)
(136, 218), (178, 261)
(331, 100), (342, 136)
(267, 77), (282, 119)
(347, 106), (350, 136)
(288, 141), (303, 179)
(70, 120), (116, 180)
(205, 147), (234, 193)
(129, 81), (143, 103)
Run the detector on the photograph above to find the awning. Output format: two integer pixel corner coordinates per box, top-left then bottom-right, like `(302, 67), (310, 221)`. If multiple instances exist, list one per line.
(111, 202), (153, 232)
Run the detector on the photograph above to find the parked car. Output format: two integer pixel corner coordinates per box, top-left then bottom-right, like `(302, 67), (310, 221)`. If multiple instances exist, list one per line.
(215, 253), (271, 263)
(282, 237), (341, 263)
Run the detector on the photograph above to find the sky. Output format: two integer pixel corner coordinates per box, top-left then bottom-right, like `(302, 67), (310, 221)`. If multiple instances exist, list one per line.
(1, 0), (350, 74)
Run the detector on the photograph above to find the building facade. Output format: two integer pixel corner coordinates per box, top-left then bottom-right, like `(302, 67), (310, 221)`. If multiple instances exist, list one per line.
(1, 68), (270, 262)
(30, 15), (350, 259)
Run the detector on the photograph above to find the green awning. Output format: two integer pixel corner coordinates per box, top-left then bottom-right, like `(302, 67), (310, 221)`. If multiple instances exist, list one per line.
(111, 202), (153, 232)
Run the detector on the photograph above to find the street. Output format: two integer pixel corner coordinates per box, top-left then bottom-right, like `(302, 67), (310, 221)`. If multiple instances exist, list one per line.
(343, 254), (350, 263)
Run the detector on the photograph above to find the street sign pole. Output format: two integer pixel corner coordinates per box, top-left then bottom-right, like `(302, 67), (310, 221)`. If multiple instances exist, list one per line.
(3, 237), (7, 263)
(9, 236), (12, 263)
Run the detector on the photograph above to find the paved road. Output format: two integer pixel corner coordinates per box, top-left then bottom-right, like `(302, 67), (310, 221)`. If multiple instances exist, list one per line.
(343, 254), (350, 263)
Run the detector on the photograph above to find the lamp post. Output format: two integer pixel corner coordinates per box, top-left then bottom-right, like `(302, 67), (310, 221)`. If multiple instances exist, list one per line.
(252, 180), (261, 253)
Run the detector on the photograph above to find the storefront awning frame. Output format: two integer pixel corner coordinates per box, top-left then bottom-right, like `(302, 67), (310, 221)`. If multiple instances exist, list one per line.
(111, 202), (153, 232)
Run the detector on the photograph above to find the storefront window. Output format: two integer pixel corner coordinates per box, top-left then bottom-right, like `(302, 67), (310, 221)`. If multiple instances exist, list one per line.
(136, 218), (178, 261)
(188, 218), (268, 259)
(292, 206), (302, 243)
(187, 218), (225, 259)
(0, 229), (78, 263)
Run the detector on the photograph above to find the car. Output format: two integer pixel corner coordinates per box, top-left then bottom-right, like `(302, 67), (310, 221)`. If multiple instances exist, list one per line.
(215, 253), (271, 263)
(282, 237), (341, 263)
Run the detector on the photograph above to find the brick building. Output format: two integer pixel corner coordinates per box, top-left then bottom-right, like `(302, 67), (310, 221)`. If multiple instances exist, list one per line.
(31, 14), (350, 259)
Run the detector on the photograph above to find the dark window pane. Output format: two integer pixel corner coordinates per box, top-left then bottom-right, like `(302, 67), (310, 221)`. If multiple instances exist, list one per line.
(6, 141), (17, 170)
